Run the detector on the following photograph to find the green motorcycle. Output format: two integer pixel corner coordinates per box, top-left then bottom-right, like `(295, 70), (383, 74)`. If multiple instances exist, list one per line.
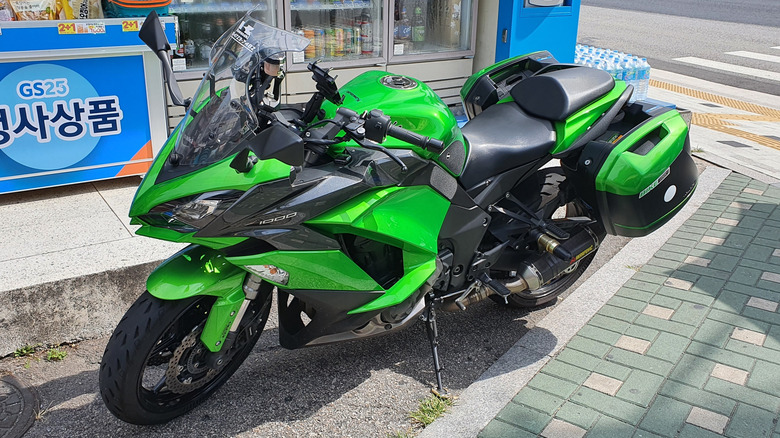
(99, 9), (698, 424)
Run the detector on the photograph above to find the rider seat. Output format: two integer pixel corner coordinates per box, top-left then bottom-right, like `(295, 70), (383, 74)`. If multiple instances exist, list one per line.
(458, 102), (555, 190)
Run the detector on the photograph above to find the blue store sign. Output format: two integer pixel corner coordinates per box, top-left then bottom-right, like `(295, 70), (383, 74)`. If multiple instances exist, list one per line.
(0, 55), (153, 193)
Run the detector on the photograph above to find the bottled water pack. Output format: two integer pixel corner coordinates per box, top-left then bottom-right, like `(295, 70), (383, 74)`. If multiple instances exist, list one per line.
(574, 44), (651, 102)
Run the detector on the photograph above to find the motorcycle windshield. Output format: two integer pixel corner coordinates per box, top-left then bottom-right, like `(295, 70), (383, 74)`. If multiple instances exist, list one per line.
(166, 10), (309, 175)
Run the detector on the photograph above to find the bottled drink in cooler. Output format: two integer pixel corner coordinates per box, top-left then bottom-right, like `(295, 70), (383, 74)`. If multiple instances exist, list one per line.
(359, 9), (372, 55)
(412, 4), (425, 50)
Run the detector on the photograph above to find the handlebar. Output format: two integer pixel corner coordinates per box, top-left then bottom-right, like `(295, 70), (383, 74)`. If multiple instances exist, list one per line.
(386, 124), (446, 154)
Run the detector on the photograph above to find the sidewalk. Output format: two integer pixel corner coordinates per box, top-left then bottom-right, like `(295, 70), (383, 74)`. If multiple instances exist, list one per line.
(421, 75), (780, 437)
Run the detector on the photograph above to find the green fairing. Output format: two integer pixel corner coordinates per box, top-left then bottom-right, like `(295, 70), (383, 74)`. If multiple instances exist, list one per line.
(597, 111), (688, 195)
(135, 225), (246, 248)
(227, 250), (381, 291)
(321, 71), (467, 175)
(146, 245), (246, 300)
(147, 245), (249, 352)
(552, 81), (626, 155)
(307, 185), (449, 313)
(129, 123), (292, 218)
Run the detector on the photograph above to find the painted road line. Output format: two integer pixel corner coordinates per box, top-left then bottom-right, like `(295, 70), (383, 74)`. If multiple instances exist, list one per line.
(673, 57), (780, 82)
(725, 51), (780, 64)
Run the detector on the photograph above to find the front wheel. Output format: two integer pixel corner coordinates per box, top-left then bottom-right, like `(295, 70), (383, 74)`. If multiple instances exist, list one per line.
(99, 288), (271, 424)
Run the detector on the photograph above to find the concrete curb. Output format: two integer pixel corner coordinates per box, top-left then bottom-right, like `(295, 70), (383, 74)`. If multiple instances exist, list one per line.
(419, 166), (731, 438)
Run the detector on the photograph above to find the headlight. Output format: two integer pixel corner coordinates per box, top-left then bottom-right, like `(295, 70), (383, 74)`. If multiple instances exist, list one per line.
(138, 190), (243, 233)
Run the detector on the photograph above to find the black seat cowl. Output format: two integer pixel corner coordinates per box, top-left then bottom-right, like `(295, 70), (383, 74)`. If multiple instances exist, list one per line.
(511, 66), (615, 121)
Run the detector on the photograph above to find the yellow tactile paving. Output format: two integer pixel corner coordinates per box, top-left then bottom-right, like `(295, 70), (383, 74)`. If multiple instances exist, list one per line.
(651, 80), (780, 152)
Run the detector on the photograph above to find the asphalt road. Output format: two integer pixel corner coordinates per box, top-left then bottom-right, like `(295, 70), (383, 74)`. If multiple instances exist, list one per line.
(578, 0), (780, 96)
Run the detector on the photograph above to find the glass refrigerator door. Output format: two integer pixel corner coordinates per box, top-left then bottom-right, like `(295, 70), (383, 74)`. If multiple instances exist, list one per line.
(287, 0), (384, 68)
(170, 0), (278, 71)
(390, 0), (473, 59)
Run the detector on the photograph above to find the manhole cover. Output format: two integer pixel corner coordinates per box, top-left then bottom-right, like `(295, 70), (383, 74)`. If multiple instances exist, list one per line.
(0, 374), (38, 438)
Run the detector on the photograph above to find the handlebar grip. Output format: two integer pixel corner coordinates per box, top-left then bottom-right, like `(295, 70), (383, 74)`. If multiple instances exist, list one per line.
(386, 124), (446, 154)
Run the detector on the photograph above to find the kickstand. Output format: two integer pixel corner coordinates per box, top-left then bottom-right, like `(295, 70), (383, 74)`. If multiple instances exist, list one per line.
(423, 292), (447, 396)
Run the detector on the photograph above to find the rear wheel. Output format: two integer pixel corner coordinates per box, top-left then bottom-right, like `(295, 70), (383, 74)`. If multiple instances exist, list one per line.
(491, 170), (600, 308)
(99, 287), (271, 424)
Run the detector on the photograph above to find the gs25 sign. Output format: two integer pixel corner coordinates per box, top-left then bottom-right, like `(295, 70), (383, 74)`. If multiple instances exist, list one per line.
(17, 78), (69, 99)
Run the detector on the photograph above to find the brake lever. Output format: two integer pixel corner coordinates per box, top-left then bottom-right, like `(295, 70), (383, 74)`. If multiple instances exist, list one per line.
(354, 137), (407, 173)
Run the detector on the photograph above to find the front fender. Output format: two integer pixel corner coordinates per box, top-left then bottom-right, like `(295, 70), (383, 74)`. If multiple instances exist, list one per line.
(147, 245), (246, 300)
(147, 245), (249, 352)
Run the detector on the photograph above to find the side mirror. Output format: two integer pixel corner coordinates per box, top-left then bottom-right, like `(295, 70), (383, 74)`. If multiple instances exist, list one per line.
(139, 11), (190, 108)
(248, 124), (304, 167)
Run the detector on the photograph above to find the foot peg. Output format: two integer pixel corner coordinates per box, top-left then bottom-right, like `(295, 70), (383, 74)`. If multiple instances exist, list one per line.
(478, 272), (511, 297)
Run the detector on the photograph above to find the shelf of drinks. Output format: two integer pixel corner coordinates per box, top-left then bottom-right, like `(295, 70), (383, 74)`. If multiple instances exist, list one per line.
(169, 2), (269, 14)
(290, 0), (372, 11)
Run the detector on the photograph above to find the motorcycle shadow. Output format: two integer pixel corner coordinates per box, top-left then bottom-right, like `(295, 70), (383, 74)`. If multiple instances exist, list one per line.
(24, 299), (557, 437)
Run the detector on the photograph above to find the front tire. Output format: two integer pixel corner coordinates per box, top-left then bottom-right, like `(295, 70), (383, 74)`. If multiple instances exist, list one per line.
(99, 288), (271, 424)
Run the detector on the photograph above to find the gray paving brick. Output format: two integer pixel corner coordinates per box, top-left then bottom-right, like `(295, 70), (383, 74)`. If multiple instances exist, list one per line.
(616, 286), (655, 303)
(597, 305), (639, 323)
(494, 403), (551, 434)
(555, 402), (599, 430)
(528, 372), (579, 399)
(642, 304), (675, 320)
(678, 264), (731, 281)
(723, 233), (753, 250)
(692, 319), (733, 348)
(624, 279), (664, 292)
(624, 325), (660, 342)
(729, 266), (762, 285)
(478, 419), (537, 438)
(707, 308), (770, 333)
(633, 314), (696, 338)
(725, 338), (779, 364)
(685, 407), (729, 434)
(710, 363), (749, 385)
(638, 395), (691, 438)
(648, 294), (682, 310)
(607, 296), (649, 313)
(646, 332), (691, 363)
(542, 360), (591, 385)
(664, 277), (694, 291)
(657, 287), (716, 306)
(724, 403), (776, 438)
(633, 272), (673, 285)
(512, 387), (566, 416)
(723, 281), (780, 302)
(678, 423), (730, 438)
(669, 354), (717, 388)
(563, 337), (612, 360)
(712, 290), (748, 313)
(741, 306), (780, 327)
(762, 324), (780, 352)
(589, 315), (631, 334)
(570, 387), (646, 426)
(687, 341), (755, 371)
(747, 360), (780, 395)
(691, 276), (726, 296)
(659, 380), (736, 416)
(669, 303), (709, 327)
(743, 243), (776, 262)
(647, 257), (682, 270)
(606, 348), (674, 377)
(745, 296), (779, 312)
(704, 377), (780, 412)
(615, 369), (664, 407)
(709, 254), (740, 272)
(583, 373), (623, 396)
(577, 324), (623, 345)
(587, 415), (635, 438)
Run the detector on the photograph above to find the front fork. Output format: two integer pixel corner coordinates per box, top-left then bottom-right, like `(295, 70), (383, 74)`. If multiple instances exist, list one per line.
(203, 275), (265, 368)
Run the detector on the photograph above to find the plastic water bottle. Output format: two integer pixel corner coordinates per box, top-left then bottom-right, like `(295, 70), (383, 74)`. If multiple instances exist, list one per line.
(636, 57), (651, 101)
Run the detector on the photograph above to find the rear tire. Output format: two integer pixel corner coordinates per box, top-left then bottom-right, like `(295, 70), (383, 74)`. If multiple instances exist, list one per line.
(491, 169), (600, 308)
(99, 289), (270, 424)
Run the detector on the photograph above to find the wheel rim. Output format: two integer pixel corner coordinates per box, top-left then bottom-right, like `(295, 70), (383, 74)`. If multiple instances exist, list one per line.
(136, 296), (265, 413)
